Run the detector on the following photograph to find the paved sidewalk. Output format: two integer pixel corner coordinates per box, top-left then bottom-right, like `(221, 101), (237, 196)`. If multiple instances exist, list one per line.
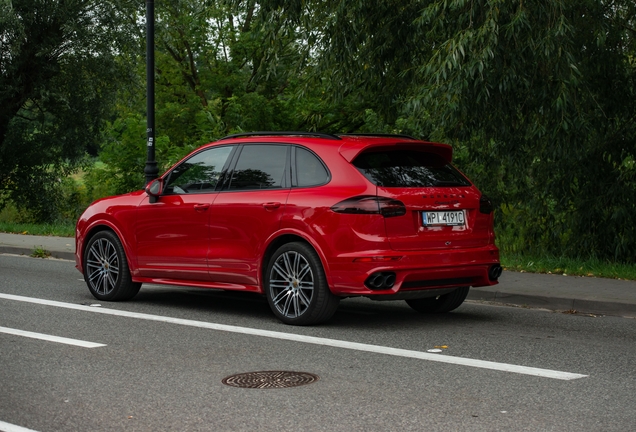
(1, 232), (635, 318)
(0, 232), (75, 261)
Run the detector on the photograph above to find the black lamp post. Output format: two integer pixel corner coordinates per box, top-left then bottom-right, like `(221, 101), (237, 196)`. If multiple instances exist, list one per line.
(144, 0), (159, 185)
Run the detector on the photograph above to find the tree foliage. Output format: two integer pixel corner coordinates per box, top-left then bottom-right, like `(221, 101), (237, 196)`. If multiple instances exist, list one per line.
(3, 0), (636, 262)
(259, 0), (636, 262)
(93, 0), (311, 194)
(407, 0), (636, 262)
(0, 0), (137, 221)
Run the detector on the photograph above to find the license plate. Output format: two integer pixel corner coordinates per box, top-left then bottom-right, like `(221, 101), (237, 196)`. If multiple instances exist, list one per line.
(422, 210), (465, 226)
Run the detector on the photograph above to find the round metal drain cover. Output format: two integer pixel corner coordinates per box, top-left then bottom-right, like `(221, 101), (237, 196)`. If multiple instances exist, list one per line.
(222, 371), (319, 389)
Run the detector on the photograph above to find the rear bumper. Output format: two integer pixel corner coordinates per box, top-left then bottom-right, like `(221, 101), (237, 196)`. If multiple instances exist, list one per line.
(327, 245), (500, 297)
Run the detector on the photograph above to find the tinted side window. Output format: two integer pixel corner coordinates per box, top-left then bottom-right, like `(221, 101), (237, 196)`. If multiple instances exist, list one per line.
(228, 145), (289, 190)
(165, 146), (233, 194)
(296, 147), (329, 187)
(353, 150), (471, 187)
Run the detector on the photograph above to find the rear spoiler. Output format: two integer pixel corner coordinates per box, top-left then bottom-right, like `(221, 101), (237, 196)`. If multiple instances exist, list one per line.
(338, 140), (453, 164)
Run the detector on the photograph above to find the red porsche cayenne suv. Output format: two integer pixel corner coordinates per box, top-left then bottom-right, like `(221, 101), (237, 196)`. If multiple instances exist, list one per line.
(76, 132), (501, 325)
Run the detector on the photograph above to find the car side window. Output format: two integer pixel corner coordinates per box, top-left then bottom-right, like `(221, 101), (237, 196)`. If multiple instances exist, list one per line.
(227, 145), (289, 190)
(165, 146), (233, 194)
(296, 147), (329, 187)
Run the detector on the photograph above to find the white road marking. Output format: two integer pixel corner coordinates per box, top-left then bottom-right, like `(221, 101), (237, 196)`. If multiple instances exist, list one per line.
(0, 420), (41, 432)
(0, 293), (588, 380)
(0, 326), (105, 348)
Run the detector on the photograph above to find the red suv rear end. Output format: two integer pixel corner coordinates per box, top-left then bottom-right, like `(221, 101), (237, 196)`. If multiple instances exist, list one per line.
(76, 132), (500, 325)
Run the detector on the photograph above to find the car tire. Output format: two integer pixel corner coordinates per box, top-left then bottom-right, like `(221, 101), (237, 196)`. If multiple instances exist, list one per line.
(405, 286), (470, 313)
(83, 230), (141, 301)
(265, 242), (340, 325)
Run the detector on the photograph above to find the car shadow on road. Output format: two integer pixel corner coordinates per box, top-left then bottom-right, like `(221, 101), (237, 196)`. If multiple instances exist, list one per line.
(330, 298), (498, 330)
(128, 285), (498, 329)
(132, 286), (274, 319)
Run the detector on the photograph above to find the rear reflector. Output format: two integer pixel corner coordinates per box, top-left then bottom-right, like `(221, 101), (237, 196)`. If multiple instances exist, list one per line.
(331, 196), (406, 217)
(352, 256), (403, 263)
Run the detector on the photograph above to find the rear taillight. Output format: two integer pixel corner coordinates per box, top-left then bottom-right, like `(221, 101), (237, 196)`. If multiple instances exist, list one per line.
(331, 196), (406, 217)
(479, 195), (494, 214)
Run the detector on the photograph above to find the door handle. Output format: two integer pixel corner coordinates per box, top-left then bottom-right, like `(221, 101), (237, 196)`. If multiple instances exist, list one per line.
(262, 202), (281, 210)
(194, 204), (210, 211)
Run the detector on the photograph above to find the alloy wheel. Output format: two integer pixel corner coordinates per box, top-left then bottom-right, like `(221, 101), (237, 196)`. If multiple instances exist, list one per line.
(86, 238), (120, 296)
(268, 250), (315, 319)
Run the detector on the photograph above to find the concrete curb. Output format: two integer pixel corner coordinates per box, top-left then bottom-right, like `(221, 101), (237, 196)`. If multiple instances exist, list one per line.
(0, 245), (76, 261)
(469, 288), (636, 318)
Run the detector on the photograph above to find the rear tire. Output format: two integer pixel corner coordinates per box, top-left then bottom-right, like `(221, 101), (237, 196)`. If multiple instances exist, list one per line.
(265, 242), (339, 325)
(405, 287), (470, 313)
(83, 231), (141, 301)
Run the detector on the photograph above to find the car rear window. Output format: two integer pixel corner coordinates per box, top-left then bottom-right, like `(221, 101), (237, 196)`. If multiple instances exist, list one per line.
(353, 150), (471, 187)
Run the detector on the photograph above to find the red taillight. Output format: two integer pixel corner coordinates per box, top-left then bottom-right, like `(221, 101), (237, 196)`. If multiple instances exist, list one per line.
(379, 199), (408, 217)
(331, 196), (406, 217)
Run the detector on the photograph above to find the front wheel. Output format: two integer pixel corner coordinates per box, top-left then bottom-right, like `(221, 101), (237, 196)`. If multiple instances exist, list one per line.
(405, 287), (470, 313)
(83, 230), (141, 301)
(265, 242), (339, 325)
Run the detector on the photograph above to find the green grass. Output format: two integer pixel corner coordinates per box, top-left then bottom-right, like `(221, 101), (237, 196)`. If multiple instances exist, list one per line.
(0, 222), (75, 237)
(30, 246), (52, 259)
(501, 253), (636, 281)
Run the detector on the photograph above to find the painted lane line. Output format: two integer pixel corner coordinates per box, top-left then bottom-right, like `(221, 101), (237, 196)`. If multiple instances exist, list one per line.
(0, 420), (41, 432)
(0, 293), (588, 380)
(0, 326), (106, 348)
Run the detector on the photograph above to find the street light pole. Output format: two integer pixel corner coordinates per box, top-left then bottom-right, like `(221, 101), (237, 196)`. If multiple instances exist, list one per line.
(144, 0), (159, 185)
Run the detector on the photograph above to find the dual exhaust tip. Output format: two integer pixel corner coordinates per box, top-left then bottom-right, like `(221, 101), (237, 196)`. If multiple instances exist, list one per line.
(365, 272), (396, 290)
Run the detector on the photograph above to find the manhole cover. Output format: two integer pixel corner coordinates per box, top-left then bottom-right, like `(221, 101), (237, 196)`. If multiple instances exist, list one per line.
(222, 371), (319, 389)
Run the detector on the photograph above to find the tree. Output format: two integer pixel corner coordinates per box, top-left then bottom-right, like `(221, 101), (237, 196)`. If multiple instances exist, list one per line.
(0, 0), (137, 221)
(259, 0), (636, 262)
(406, 0), (636, 261)
(95, 0), (324, 194)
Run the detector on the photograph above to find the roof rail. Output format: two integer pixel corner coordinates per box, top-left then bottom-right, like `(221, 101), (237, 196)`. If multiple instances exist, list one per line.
(219, 131), (341, 141)
(337, 133), (419, 140)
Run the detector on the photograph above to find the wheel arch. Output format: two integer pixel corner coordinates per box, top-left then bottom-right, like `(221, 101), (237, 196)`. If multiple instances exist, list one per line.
(79, 222), (136, 275)
(260, 231), (334, 293)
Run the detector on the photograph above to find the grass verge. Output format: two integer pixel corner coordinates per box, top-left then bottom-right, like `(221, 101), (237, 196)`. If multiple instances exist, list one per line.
(0, 222), (75, 237)
(501, 253), (636, 281)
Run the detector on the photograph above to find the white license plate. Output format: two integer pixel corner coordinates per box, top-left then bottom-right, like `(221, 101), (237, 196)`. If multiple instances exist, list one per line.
(422, 210), (465, 226)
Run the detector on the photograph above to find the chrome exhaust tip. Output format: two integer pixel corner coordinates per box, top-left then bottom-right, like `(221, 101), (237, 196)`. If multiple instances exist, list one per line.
(365, 272), (397, 290)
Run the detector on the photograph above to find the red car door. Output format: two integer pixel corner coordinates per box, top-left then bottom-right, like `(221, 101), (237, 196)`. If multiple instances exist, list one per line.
(207, 144), (291, 288)
(134, 145), (235, 281)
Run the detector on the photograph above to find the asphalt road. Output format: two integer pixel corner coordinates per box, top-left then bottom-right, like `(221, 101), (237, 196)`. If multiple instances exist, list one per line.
(1, 254), (635, 431)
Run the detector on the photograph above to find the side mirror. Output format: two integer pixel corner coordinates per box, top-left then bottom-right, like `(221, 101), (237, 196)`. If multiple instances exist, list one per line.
(145, 178), (163, 203)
